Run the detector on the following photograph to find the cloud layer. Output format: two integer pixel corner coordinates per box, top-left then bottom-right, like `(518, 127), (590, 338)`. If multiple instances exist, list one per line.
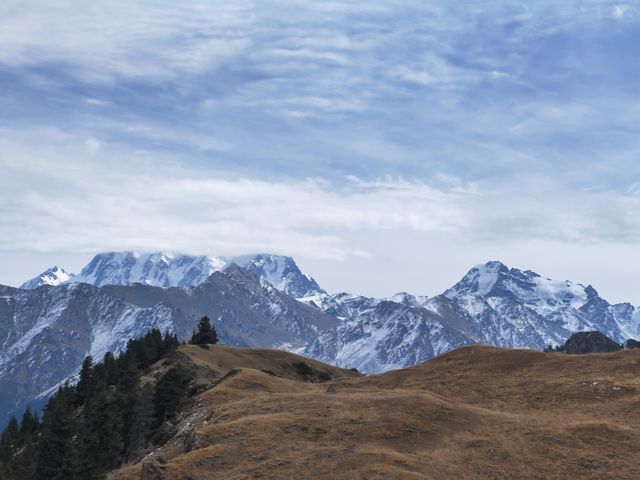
(1, 1), (640, 301)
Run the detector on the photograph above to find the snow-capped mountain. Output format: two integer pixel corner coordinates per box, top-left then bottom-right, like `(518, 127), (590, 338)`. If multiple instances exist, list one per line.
(300, 261), (639, 373)
(232, 254), (324, 298)
(20, 266), (74, 289)
(71, 252), (225, 288)
(5, 255), (640, 425)
(441, 261), (639, 345)
(66, 251), (324, 298)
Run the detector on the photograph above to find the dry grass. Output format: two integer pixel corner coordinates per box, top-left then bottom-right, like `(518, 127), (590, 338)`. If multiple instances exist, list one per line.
(109, 345), (640, 480)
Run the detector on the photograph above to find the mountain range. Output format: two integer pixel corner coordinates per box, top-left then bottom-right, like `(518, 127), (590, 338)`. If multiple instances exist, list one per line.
(1, 251), (638, 427)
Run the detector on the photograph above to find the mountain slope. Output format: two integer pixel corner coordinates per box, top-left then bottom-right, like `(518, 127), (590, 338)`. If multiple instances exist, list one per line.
(441, 261), (638, 346)
(109, 344), (640, 480)
(232, 253), (324, 298)
(303, 295), (473, 373)
(0, 282), (189, 426)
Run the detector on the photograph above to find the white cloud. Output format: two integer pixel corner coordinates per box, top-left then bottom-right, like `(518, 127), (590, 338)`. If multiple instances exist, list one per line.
(0, 1), (254, 83)
(2, 129), (640, 265)
(1, 1), (640, 302)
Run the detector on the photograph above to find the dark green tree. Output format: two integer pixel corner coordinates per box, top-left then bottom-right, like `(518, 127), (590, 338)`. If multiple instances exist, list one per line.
(35, 383), (77, 480)
(103, 352), (119, 386)
(0, 416), (20, 473)
(76, 356), (95, 406)
(189, 316), (218, 345)
(126, 384), (154, 461)
(76, 388), (124, 479)
(161, 331), (180, 354)
(153, 365), (193, 425)
(20, 406), (40, 437)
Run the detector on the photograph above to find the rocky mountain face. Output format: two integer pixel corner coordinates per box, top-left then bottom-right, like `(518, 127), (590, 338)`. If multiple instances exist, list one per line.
(102, 264), (337, 350)
(232, 254), (324, 298)
(563, 331), (622, 354)
(303, 296), (473, 373)
(439, 261), (639, 346)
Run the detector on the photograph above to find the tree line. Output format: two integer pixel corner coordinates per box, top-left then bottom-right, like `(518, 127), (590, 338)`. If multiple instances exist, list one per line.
(0, 317), (218, 480)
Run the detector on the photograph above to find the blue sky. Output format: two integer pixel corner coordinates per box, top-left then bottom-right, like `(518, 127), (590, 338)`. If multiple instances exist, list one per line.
(1, 1), (640, 302)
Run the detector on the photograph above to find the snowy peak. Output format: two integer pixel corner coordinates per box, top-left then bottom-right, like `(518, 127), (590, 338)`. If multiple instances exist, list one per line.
(64, 251), (323, 298)
(230, 254), (324, 298)
(387, 292), (429, 308)
(20, 266), (75, 289)
(71, 251), (226, 288)
(444, 261), (508, 298)
(444, 261), (589, 315)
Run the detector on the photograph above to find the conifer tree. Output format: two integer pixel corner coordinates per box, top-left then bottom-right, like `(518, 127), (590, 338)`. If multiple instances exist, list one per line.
(103, 352), (119, 386)
(76, 356), (95, 406)
(77, 388), (124, 479)
(20, 406), (40, 437)
(0, 416), (20, 471)
(153, 365), (193, 425)
(36, 383), (77, 480)
(189, 316), (218, 345)
(126, 384), (154, 461)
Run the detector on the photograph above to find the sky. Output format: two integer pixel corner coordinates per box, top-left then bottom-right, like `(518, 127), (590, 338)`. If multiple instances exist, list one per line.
(1, 1), (640, 303)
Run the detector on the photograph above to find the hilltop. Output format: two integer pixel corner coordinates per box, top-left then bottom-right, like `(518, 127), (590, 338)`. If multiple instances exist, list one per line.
(109, 344), (640, 479)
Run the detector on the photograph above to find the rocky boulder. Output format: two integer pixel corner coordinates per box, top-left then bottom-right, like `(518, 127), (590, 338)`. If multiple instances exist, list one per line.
(564, 331), (622, 354)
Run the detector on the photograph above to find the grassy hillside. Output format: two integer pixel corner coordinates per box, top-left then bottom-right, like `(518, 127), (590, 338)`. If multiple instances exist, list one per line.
(109, 344), (640, 480)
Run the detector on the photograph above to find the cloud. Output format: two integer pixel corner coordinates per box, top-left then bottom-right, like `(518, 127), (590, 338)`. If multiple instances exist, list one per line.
(1, 1), (640, 299)
(2, 129), (640, 266)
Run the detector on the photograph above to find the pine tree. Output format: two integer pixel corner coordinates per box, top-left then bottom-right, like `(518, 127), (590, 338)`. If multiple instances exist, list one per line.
(153, 365), (193, 425)
(0, 416), (20, 473)
(189, 316), (218, 345)
(126, 384), (154, 461)
(103, 352), (119, 386)
(20, 406), (40, 437)
(1, 416), (20, 445)
(36, 383), (77, 480)
(161, 330), (180, 354)
(77, 387), (124, 479)
(76, 356), (95, 406)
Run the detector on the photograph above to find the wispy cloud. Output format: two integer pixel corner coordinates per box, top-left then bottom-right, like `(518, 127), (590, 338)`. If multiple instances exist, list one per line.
(2, 131), (639, 263)
(1, 1), (640, 300)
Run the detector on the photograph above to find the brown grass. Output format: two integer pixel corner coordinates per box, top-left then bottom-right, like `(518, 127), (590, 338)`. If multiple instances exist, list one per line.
(109, 345), (640, 480)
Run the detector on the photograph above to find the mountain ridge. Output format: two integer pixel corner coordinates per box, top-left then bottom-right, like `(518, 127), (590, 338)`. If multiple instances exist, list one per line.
(5, 254), (639, 427)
